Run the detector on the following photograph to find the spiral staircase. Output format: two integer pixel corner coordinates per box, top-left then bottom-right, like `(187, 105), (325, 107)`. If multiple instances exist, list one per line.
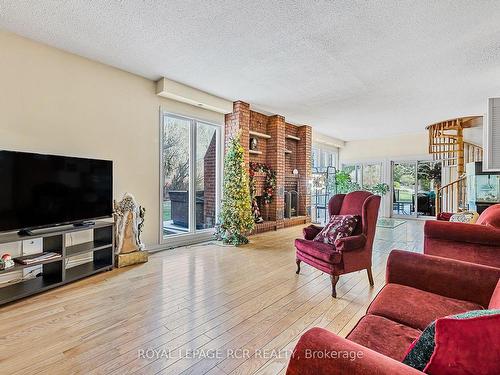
(426, 116), (483, 214)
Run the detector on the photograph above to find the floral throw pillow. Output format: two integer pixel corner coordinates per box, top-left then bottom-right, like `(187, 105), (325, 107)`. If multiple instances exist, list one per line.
(449, 211), (479, 224)
(313, 215), (360, 245)
(402, 309), (500, 372)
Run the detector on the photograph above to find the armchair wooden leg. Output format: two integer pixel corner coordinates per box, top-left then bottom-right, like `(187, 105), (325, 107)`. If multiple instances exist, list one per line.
(295, 259), (301, 274)
(367, 267), (374, 286)
(330, 275), (340, 298)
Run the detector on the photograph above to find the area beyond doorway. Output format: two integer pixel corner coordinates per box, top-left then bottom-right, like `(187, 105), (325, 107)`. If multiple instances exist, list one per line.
(391, 160), (442, 218)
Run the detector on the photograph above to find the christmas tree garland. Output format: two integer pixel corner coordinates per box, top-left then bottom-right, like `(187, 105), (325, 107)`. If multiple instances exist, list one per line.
(215, 135), (254, 245)
(249, 162), (277, 204)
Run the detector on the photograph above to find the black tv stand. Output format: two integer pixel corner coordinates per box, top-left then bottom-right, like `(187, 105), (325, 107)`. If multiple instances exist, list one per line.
(1, 221), (114, 306)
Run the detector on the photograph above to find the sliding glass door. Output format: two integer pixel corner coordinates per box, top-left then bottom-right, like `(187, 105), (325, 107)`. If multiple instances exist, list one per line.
(161, 113), (221, 241)
(392, 161), (441, 218)
(162, 115), (191, 236)
(416, 161), (442, 217)
(196, 122), (218, 230)
(392, 162), (417, 216)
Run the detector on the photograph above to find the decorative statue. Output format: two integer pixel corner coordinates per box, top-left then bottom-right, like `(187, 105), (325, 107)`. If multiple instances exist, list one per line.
(114, 193), (146, 254)
(251, 199), (264, 223)
(0, 253), (15, 270)
(249, 137), (258, 150)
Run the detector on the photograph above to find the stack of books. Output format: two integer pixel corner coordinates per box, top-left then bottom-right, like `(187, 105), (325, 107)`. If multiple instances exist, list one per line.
(14, 252), (61, 265)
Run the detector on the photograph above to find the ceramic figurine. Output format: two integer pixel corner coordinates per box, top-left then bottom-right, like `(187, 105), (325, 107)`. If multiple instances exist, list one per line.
(250, 137), (258, 150)
(252, 199), (264, 223)
(1, 253), (15, 269)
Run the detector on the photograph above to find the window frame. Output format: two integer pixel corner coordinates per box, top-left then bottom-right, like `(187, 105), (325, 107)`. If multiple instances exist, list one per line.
(159, 109), (223, 246)
(312, 144), (339, 170)
(341, 162), (383, 189)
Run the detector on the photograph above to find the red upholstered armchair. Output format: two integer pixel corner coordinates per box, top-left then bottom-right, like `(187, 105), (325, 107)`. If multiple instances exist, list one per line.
(424, 204), (500, 268)
(295, 191), (381, 297)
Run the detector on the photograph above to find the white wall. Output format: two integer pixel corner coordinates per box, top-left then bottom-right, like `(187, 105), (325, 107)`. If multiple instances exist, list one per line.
(0, 31), (225, 248)
(340, 132), (428, 162)
(312, 131), (345, 148)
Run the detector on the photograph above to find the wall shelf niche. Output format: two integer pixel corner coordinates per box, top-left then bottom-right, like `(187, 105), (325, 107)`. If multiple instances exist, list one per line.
(286, 134), (301, 141)
(249, 130), (271, 139)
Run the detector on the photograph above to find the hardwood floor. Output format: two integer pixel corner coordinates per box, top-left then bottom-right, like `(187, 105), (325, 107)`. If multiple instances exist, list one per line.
(0, 220), (424, 375)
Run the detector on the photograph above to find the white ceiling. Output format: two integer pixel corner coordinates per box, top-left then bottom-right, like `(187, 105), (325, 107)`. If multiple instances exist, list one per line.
(1, 1), (500, 140)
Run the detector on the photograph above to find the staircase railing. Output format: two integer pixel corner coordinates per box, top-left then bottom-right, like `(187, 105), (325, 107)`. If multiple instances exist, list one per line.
(464, 141), (483, 165)
(427, 116), (482, 174)
(436, 176), (467, 215)
(427, 117), (483, 215)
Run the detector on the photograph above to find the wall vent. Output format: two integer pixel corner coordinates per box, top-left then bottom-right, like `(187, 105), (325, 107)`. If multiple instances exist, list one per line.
(484, 97), (500, 171)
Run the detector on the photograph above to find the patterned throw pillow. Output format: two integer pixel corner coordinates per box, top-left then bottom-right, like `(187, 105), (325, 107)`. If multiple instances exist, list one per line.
(449, 211), (479, 224)
(402, 309), (500, 372)
(313, 215), (359, 245)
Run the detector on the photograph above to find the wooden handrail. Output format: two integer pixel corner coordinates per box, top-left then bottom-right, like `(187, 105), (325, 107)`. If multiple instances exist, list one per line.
(438, 176), (466, 193)
(463, 141), (482, 148)
(436, 176), (467, 215)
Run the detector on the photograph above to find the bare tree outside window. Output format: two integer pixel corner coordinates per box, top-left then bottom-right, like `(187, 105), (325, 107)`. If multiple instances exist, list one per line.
(161, 115), (220, 237)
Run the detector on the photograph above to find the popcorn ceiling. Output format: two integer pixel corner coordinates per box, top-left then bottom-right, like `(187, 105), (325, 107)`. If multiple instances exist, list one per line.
(1, 0), (500, 140)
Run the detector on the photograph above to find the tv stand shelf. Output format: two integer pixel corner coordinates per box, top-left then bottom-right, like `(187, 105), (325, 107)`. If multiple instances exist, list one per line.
(66, 240), (112, 257)
(0, 253), (62, 275)
(0, 221), (114, 306)
(65, 259), (112, 283)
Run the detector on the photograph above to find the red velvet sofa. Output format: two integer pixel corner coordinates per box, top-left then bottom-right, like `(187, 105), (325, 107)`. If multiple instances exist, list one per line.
(424, 204), (500, 268)
(286, 250), (500, 375)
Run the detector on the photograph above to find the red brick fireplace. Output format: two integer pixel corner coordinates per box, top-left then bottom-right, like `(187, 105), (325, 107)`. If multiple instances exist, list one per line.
(225, 101), (312, 234)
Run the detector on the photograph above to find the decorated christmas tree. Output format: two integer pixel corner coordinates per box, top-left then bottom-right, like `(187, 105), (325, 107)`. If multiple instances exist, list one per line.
(216, 134), (254, 245)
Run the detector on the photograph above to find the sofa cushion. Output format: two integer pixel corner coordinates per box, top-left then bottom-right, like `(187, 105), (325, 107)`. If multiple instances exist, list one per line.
(347, 314), (421, 361)
(367, 284), (483, 330)
(488, 279), (500, 309)
(425, 310), (500, 374)
(402, 309), (500, 373)
(296, 250), (343, 274)
(295, 239), (342, 264)
(476, 203), (500, 228)
(437, 212), (453, 221)
(303, 225), (322, 240)
(313, 215), (359, 244)
(402, 317), (436, 371)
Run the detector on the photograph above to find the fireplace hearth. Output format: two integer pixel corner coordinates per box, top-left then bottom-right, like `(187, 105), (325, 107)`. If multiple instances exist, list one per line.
(284, 190), (299, 218)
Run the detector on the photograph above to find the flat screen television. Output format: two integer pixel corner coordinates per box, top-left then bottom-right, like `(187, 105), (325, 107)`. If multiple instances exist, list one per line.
(0, 150), (113, 233)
